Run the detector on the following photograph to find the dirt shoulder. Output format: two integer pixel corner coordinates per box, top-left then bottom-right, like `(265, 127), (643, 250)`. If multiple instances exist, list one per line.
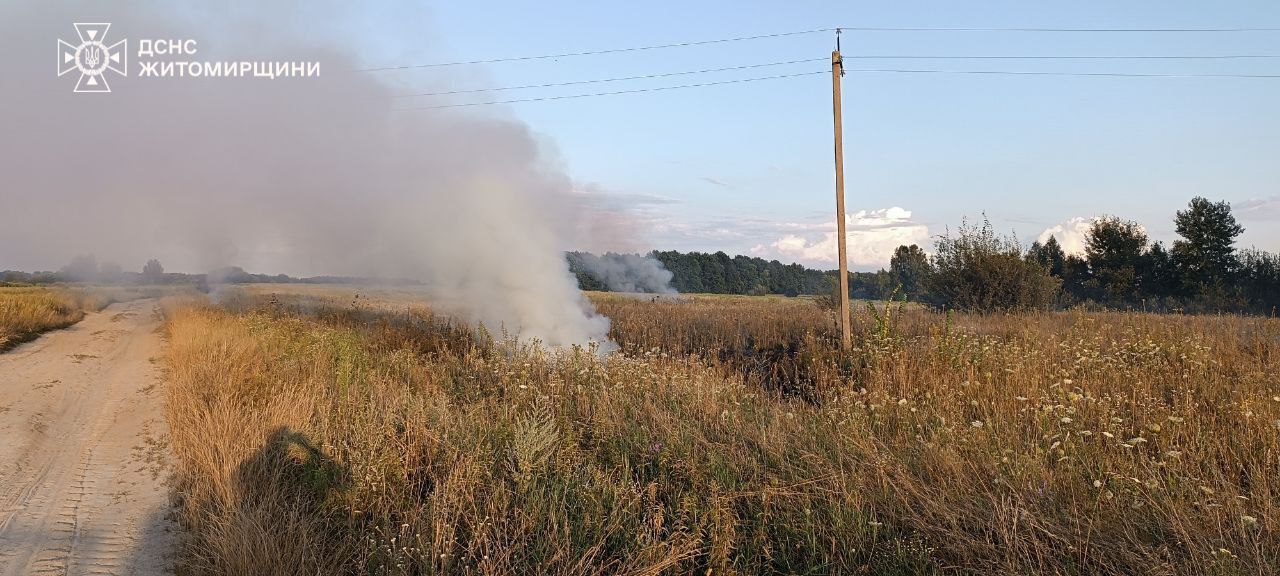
(0, 299), (173, 576)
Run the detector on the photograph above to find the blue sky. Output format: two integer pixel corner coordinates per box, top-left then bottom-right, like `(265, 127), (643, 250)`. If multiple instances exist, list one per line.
(349, 0), (1280, 270)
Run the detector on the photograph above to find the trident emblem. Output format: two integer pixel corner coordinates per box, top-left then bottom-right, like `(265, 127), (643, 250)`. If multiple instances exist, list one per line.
(57, 23), (127, 93)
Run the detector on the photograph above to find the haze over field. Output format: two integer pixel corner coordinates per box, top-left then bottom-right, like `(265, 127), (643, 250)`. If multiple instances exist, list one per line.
(0, 0), (672, 345)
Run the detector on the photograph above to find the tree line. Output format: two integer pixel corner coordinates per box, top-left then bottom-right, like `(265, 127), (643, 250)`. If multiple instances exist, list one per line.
(891, 197), (1277, 313)
(572, 197), (1278, 315)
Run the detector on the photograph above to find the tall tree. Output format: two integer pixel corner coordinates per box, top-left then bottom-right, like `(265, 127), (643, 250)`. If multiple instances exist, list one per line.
(1026, 235), (1066, 277)
(142, 259), (165, 282)
(1085, 217), (1148, 303)
(889, 244), (931, 300)
(1172, 197), (1245, 294)
(1141, 241), (1178, 301)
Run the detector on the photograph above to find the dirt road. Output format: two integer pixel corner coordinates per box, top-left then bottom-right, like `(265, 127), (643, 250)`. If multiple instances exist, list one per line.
(0, 299), (173, 575)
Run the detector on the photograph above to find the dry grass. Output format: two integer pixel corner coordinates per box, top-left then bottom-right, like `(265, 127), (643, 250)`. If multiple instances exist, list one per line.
(0, 286), (117, 351)
(161, 290), (1279, 575)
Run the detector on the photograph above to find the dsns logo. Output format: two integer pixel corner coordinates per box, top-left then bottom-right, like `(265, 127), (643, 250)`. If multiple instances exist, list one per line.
(57, 23), (127, 93)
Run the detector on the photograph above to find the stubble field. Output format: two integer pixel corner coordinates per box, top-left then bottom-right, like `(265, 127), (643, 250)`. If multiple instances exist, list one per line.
(158, 285), (1278, 575)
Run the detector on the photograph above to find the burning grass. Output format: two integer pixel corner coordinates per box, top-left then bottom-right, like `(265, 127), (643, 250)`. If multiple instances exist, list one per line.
(161, 290), (1279, 575)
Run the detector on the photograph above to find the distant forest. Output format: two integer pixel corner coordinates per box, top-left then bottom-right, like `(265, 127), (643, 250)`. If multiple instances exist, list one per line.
(568, 250), (887, 298)
(6, 197), (1275, 315)
(572, 197), (1280, 315)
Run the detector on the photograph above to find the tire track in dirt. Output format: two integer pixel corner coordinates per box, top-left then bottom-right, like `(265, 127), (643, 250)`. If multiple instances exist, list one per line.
(0, 299), (173, 575)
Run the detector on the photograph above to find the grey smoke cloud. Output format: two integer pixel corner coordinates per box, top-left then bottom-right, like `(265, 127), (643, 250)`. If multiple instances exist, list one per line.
(576, 253), (676, 294)
(0, 0), (619, 346)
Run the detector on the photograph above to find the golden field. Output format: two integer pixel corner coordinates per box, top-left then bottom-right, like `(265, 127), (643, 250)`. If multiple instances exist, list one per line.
(159, 287), (1278, 575)
(0, 286), (117, 350)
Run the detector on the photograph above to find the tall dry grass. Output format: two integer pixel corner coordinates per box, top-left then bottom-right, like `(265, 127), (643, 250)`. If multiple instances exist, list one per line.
(162, 292), (1279, 575)
(0, 286), (117, 350)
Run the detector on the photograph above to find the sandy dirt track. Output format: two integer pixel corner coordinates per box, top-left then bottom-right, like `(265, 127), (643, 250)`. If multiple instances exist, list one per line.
(0, 299), (173, 575)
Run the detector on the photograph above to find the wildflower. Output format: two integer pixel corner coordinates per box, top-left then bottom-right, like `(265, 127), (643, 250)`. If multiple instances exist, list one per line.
(1165, 450), (1182, 459)
(1126, 437), (1147, 444)
(1060, 417), (1073, 424)
(785, 412), (795, 420)
(1148, 423), (1161, 433)
(1242, 515), (1259, 528)
(1015, 396), (1028, 402)
(1093, 480), (1103, 488)
(971, 420), (984, 428)
(1102, 431), (1115, 439)
(1063, 379), (1074, 385)
(897, 398), (908, 406)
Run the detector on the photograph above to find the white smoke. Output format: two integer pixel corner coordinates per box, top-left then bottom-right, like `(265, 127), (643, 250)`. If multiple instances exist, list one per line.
(0, 0), (616, 346)
(575, 253), (676, 294)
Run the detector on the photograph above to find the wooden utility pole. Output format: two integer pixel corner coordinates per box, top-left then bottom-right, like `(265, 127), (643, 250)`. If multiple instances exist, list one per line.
(831, 44), (851, 351)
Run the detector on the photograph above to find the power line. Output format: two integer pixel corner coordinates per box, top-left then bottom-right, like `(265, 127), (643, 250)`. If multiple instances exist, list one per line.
(395, 58), (828, 98)
(837, 26), (1280, 32)
(394, 70), (828, 110)
(361, 28), (832, 72)
(396, 67), (1278, 111)
(841, 68), (1280, 78)
(844, 54), (1280, 60)
(361, 26), (1280, 72)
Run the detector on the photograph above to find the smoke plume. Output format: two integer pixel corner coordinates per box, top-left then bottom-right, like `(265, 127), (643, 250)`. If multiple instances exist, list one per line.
(574, 253), (676, 294)
(0, 1), (624, 346)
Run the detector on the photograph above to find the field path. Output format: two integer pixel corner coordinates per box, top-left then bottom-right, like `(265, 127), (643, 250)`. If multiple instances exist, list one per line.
(0, 299), (173, 575)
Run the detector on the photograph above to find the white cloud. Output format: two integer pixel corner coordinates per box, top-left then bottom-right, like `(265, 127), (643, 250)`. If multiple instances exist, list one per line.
(750, 207), (930, 269)
(1236, 195), (1280, 221)
(1037, 216), (1098, 256)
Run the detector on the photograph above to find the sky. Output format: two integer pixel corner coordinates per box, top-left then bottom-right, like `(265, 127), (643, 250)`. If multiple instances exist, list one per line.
(373, 0), (1279, 270)
(3, 1), (1278, 274)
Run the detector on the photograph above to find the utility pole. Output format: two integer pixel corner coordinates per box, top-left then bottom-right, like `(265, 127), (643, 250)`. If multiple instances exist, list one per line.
(831, 32), (851, 351)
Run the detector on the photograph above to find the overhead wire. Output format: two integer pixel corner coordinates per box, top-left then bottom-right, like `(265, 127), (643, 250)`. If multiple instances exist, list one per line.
(361, 28), (832, 72)
(836, 26), (1280, 32)
(395, 58), (828, 97)
(380, 25), (1280, 109)
(843, 54), (1280, 60)
(363, 25), (1280, 72)
(394, 70), (829, 110)
(841, 68), (1280, 78)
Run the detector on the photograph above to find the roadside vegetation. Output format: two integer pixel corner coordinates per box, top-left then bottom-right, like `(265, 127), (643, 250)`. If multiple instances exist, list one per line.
(0, 286), (116, 351)
(161, 290), (1279, 575)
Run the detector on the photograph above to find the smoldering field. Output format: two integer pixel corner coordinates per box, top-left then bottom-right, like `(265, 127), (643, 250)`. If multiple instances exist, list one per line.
(154, 285), (1279, 575)
(0, 0), (660, 347)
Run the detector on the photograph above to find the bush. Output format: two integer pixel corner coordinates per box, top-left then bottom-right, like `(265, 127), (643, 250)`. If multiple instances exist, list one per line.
(928, 217), (1060, 312)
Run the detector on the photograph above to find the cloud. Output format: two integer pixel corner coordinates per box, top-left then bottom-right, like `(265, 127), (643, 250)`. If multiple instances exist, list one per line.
(700, 176), (732, 189)
(1235, 195), (1280, 221)
(1037, 217), (1098, 256)
(749, 207), (930, 269)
